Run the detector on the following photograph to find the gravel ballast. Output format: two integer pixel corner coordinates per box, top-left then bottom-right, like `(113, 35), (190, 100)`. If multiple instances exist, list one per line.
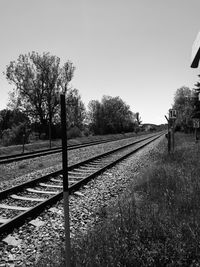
(0, 134), (166, 266)
(0, 133), (157, 191)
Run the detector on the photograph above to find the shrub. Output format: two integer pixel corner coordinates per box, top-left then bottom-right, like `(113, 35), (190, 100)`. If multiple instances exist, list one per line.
(67, 126), (82, 139)
(2, 123), (30, 146)
(2, 128), (16, 146)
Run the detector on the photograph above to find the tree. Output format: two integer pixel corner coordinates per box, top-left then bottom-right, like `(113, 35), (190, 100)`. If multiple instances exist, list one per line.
(0, 109), (30, 137)
(0, 109), (30, 145)
(101, 96), (134, 133)
(87, 95), (135, 134)
(193, 75), (200, 117)
(172, 86), (194, 132)
(66, 88), (86, 130)
(5, 51), (75, 137)
(87, 100), (104, 134)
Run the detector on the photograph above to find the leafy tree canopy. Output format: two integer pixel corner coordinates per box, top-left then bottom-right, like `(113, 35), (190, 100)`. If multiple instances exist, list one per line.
(172, 86), (194, 131)
(66, 88), (86, 130)
(88, 95), (137, 134)
(5, 51), (75, 130)
(0, 109), (29, 131)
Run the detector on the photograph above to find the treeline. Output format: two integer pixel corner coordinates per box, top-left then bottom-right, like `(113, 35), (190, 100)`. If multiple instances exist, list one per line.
(87, 96), (141, 135)
(0, 51), (144, 146)
(172, 76), (200, 132)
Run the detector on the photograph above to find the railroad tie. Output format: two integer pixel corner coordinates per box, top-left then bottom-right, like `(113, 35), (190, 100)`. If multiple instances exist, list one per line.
(39, 183), (63, 189)
(26, 188), (59, 194)
(11, 194), (46, 202)
(50, 178), (62, 183)
(0, 204), (29, 211)
(80, 166), (98, 171)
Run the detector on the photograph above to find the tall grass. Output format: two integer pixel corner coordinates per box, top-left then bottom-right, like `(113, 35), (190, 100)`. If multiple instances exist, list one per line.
(35, 133), (200, 266)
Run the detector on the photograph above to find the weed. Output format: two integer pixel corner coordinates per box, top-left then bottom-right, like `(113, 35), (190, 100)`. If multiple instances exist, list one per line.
(35, 133), (200, 266)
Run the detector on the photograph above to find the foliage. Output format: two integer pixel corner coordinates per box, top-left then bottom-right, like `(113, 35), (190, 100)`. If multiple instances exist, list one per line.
(2, 122), (30, 146)
(172, 86), (194, 132)
(87, 95), (137, 134)
(0, 109), (30, 145)
(193, 74), (200, 118)
(70, 134), (200, 266)
(34, 133), (200, 266)
(67, 126), (83, 139)
(0, 108), (29, 137)
(5, 51), (75, 136)
(87, 100), (104, 134)
(66, 88), (86, 130)
(194, 74), (200, 92)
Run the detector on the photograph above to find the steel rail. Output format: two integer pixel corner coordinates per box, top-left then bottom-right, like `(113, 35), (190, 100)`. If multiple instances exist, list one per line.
(0, 132), (164, 236)
(0, 134), (145, 164)
(0, 132), (164, 200)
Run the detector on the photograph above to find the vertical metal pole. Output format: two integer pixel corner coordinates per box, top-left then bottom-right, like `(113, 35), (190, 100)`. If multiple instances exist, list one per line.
(172, 120), (175, 152)
(60, 94), (71, 267)
(49, 121), (52, 148)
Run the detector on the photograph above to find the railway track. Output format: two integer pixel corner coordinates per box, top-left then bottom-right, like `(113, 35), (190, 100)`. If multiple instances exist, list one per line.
(0, 134), (141, 164)
(0, 132), (164, 237)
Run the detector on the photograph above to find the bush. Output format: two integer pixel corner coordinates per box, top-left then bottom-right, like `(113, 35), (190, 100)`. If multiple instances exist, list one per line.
(67, 126), (82, 139)
(28, 132), (40, 142)
(2, 123), (30, 146)
(82, 126), (91, 137)
(2, 128), (16, 146)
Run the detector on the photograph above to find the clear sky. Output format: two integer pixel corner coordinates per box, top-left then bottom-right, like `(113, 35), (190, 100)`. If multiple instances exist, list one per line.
(0, 0), (200, 124)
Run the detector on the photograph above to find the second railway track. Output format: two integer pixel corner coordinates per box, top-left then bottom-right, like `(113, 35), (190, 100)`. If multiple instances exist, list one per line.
(0, 131), (164, 237)
(0, 133), (149, 165)
(0, 138), (126, 164)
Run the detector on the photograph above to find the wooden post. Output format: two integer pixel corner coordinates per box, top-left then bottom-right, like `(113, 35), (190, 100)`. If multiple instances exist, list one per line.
(60, 94), (71, 267)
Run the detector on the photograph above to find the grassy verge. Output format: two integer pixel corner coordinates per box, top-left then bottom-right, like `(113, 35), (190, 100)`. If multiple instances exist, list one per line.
(36, 133), (200, 266)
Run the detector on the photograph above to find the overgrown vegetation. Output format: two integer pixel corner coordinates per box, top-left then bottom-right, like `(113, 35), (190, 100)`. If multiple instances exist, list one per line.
(34, 133), (200, 266)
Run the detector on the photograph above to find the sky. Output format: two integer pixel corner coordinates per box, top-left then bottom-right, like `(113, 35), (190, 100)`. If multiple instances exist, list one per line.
(0, 0), (200, 125)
